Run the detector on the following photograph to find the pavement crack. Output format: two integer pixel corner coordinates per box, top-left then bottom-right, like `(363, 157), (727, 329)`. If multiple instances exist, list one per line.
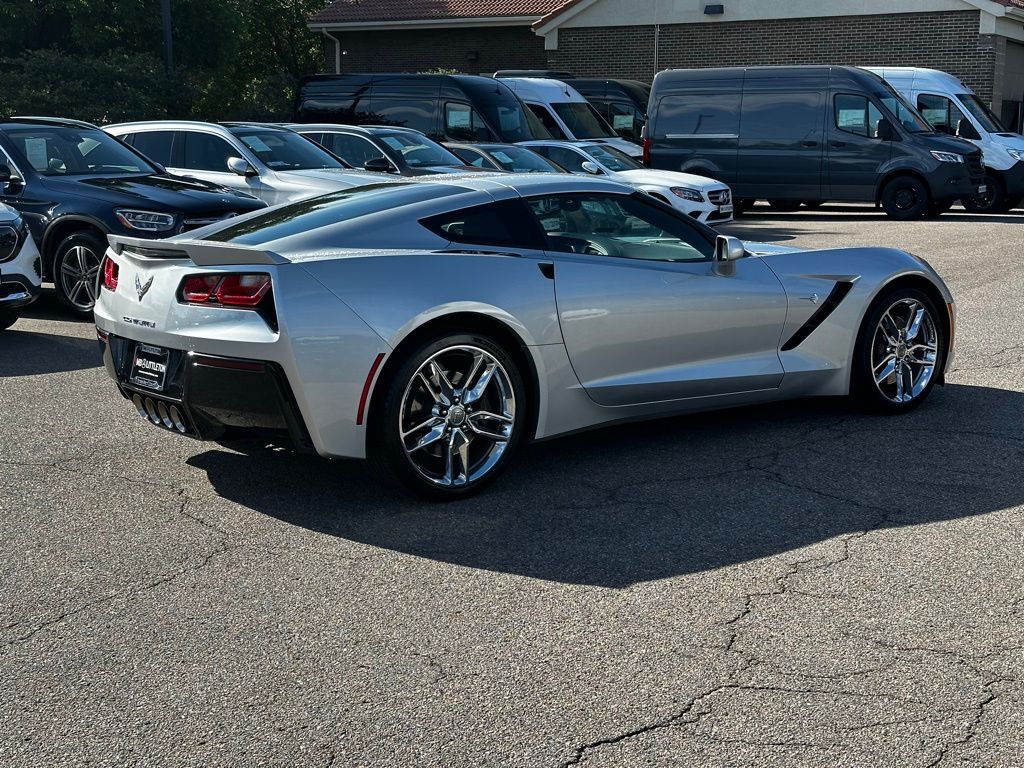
(925, 677), (1009, 767)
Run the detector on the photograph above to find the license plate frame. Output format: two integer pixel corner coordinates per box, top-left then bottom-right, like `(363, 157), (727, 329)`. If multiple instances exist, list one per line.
(129, 343), (170, 392)
(719, 204), (734, 214)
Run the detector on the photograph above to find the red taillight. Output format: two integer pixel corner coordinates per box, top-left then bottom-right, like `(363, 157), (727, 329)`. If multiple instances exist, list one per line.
(214, 274), (272, 307)
(642, 137), (652, 167)
(179, 273), (271, 308)
(102, 257), (119, 291)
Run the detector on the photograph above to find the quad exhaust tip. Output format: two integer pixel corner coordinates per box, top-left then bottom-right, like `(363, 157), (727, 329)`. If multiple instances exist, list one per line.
(131, 393), (188, 433)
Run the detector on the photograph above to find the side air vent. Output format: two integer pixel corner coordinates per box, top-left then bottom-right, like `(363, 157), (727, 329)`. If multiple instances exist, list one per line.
(781, 281), (854, 351)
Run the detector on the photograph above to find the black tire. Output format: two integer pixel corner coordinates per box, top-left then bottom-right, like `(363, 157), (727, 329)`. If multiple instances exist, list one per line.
(1002, 195), (1022, 212)
(767, 199), (801, 212)
(961, 172), (1005, 213)
(879, 175), (931, 220)
(800, 200), (825, 209)
(53, 229), (106, 318)
(852, 287), (945, 415)
(0, 309), (19, 331)
(369, 332), (528, 500)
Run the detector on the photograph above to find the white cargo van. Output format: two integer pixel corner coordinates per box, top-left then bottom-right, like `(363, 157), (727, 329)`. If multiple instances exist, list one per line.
(866, 67), (1024, 212)
(497, 77), (643, 158)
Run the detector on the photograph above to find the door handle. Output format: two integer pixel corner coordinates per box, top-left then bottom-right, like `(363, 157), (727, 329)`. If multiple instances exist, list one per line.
(801, 140), (818, 147)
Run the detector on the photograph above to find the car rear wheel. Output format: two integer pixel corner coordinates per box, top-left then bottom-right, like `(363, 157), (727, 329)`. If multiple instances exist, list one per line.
(53, 230), (105, 317)
(880, 175), (930, 220)
(370, 333), (527, 500)
(0, 309), (19, 330)
(961, 173), (1005, 213)
(853, 287), (945, 414)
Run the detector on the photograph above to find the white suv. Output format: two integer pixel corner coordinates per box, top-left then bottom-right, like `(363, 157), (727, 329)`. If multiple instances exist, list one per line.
(104, 122), (382, 205)
(0, 202), (41, 330)
(521, 140), (734, 225)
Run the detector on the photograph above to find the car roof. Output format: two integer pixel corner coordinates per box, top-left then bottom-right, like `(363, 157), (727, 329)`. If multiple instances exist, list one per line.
(500, 77), (586, 103)
(862, 67), (969, 92)
(286, 123), (425, 136)
(104, 121), (295, 134)
(1, 116), (100, 131)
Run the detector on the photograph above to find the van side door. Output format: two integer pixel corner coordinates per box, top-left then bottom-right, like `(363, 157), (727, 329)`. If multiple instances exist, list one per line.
(826, 93), (893, 200)
(647, 90), (741, 184)
(737, 90), (825, 200)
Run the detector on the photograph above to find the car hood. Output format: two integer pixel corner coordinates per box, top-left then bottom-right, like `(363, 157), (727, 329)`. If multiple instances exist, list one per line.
(614, 169), (723, 189)
(990, 132), (1024, 151)
(743, 241), (805, 256)
(918, 132), (979, 155)
(281, 168), (386, 188)
(40, 173), (265, 212)
(411, 165), (497, 175)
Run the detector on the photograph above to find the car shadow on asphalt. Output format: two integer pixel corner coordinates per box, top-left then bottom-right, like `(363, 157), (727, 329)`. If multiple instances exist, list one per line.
(188, 382), (1023, 587)
(0, 328), (102, 376)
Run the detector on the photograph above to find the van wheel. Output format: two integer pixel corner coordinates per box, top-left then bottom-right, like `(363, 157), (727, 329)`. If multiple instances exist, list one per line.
(880, 175), (930, 220)
(767, 199), (800, 212)
(962, 173), (1005, 213)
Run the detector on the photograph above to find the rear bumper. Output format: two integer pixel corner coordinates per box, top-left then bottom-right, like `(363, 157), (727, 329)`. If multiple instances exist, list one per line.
(101, 333), (313, 450)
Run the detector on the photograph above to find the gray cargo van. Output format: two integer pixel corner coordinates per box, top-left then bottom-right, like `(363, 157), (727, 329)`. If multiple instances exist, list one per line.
(645, 66), (986, 219)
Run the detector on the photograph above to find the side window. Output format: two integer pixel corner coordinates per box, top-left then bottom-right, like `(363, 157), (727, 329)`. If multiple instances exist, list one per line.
(450, 147), (490, 168)
(524, 193), (713, 262)
(526, 104), (567, 139)
(533, 145), (586, 173)
(127, 131), (175, 165)
(420, 200), (542, 249)
(834, 94), (884, 138)
(610, 102), (642, 139)
(323, 133), (386, 167)
(654, 93), (740, 137)
(445, 103), (491, 142)
(740, 92), (822, 139)
(182, 132), (237, 172)
(917, 94), (967, 136)
(369, 97), (435, 135)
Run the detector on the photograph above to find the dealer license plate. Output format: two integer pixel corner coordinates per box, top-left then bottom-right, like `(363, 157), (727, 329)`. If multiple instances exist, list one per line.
(129, 343), (169, 392)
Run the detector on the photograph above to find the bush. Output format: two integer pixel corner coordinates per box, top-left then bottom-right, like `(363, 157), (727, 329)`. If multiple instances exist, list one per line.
(0, 49), (173, 124)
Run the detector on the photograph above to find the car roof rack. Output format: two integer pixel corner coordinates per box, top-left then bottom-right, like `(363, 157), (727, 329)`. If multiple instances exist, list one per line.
(9, 116), (98, 129)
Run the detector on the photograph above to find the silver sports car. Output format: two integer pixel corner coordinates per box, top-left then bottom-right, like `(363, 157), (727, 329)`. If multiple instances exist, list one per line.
(95, 175), (954, 498)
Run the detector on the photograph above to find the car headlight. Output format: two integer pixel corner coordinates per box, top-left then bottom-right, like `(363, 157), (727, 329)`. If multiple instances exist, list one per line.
(0, 221), (20, 262)
(1008, 148), (1024, 162)
(115, 209), (176, 232)
(930, 151), (964, 164)
(670, 187), (705, 202)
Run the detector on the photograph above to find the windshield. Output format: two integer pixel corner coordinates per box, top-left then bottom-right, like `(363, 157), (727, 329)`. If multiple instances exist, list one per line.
(476, 100), (552, 142)
(958, 94), (1006, 133)
(5, 126), (155, 177)
(378, 133), (462, 168)
(877, 91), (933, 133)
(483, 145), (560, 173)
(552, 102), (617, 139)
(580, 144), (643, 171)
(231, 129), (346, 171)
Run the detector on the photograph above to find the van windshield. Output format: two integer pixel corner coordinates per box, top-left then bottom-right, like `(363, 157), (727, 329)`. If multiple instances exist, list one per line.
(552, 103), (617, 139)
(958, 94), (1006, 133)
(877, 92), (934, 134)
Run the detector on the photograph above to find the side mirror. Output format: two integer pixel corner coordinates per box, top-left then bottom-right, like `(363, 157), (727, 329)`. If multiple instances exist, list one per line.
(227, 157), (256, 177)
(875, 118), (894, 141)
(714, 235), (744, 275)
(0, 163), (22, 189)
(363, 156), (393, 173)
(956, 118), (980, 141)
(580, 161), (603, 175)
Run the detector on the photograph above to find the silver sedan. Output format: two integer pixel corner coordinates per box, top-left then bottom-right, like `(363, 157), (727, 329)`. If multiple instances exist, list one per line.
(94, 175), (954, 498)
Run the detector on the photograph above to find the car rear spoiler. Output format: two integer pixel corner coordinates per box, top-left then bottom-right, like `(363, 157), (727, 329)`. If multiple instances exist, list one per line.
(107, 235), (289, 266)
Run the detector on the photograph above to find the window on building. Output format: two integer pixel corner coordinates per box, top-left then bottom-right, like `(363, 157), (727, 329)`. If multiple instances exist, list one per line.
(834, 94), (885, 138)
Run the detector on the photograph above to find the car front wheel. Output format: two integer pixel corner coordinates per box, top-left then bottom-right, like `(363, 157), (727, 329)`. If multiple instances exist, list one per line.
(53, 230), (106, 317)
(961, 173), (1005, 213)
(880, 176), (931, 220)
(853, 287), (945, 413)
(370, 333), (527, 499)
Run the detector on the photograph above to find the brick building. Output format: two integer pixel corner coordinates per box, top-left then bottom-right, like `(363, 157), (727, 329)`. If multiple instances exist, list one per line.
(310, 0), (1024, 129)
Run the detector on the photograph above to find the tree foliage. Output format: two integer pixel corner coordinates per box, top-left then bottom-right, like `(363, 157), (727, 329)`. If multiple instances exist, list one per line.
(0, 0), (328, 123)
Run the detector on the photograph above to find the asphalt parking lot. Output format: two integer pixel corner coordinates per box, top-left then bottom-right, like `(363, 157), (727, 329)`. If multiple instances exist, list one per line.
(2, 203), (1023, 767)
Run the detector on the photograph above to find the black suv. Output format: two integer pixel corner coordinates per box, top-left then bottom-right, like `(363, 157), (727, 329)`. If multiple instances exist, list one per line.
(0, 117), (266, 316)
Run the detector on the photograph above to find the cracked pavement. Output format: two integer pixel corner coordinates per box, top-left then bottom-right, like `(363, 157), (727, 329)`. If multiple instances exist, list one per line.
(2, 204), (1022, 766)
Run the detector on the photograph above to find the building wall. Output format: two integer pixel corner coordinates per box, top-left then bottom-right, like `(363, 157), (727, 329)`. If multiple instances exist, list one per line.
(547, 10), (998, 103)
(323, 25), (547, 74)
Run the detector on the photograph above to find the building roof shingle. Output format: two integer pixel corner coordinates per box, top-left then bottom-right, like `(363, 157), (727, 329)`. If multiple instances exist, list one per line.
(310, 0), (569, 25)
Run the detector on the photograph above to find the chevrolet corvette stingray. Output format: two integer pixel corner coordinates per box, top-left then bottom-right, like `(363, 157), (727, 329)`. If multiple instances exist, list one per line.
(95, 175), (954, 498)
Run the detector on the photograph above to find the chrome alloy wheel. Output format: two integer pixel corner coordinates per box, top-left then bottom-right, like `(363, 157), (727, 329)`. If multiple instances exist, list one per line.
(59, 245), (101, 311)
(871, 298), (938, 404)
(399, 345), (516, 487)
